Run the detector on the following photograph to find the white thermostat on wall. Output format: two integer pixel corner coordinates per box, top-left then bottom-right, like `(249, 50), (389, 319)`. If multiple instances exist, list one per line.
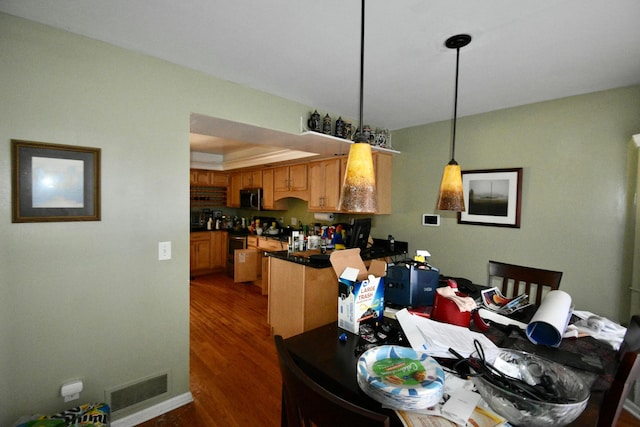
(422, 214), (440, 226)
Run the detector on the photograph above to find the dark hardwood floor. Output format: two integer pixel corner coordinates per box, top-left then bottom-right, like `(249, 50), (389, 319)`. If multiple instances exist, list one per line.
(137, 272), (640, 427)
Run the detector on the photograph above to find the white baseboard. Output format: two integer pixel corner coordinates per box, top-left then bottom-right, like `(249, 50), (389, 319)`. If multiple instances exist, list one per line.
(110, 392), (193, 427)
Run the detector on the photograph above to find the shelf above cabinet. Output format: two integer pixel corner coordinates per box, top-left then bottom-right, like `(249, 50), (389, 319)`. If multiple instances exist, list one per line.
(190, 114), (400, 171)
(298, 131), (400, 155)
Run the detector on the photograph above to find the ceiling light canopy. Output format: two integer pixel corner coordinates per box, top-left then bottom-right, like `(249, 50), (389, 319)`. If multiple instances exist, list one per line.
(436, 34), (471, 212)
(338, 0), (377, 214)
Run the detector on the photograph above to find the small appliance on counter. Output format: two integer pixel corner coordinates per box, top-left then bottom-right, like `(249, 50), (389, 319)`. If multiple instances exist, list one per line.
(385, 262), (440, 307)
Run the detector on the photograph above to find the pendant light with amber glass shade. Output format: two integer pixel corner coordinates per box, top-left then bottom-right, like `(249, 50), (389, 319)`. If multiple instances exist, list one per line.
(436, 34), (472, 212)
(338, 0), (377, 213)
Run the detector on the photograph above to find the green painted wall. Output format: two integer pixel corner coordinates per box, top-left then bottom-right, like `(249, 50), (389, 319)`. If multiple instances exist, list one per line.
(374, 86), (640, 322)
(0, 13), (311, 425)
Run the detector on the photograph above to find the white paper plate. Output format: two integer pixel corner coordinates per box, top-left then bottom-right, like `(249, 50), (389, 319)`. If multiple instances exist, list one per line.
(357, 345), (445, 410)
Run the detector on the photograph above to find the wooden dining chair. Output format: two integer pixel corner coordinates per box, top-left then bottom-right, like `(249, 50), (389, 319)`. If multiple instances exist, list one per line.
(595, 315), (640, 427)
(488, 260), (563, 306)
(274, 335), (390, 427)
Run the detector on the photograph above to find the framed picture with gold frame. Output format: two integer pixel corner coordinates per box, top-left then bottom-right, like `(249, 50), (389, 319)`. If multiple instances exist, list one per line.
(458, 168), (522, 228)
(11, 139), (101, 223)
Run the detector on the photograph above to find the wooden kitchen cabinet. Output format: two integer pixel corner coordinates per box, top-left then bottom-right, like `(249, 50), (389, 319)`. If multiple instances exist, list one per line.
(268, 257), (337, 338)
(190, 232), (212, 272)
(308, 158), (341, 212)
(190, 169), (228, 187)
(242, 169), (262, 189)
(244, 236), (262, 288)
(234, 248), (259, 283)
(274, 163), (308, 201)
(227, 172), (242, 207)
(190, 231), (228, 276)
(190, 169), (210, 186)
(211, 231), (228, 270)
(373, 152), (392, 214)
(261, 168), (288, 210)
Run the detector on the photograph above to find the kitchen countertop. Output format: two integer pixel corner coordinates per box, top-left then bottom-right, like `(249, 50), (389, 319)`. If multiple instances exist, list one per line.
(266, 246), (407, 269)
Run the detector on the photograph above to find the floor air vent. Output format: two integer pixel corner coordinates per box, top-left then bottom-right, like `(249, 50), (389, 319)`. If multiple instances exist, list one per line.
(107, 371), (169, 413)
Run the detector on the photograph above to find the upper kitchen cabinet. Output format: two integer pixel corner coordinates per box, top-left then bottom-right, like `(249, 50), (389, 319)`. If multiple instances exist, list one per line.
(308, 158), (341, 212)
(242, 169), (262, 189)
(227, 172), (242, 207)
(373, 152), (392, 215)
(262, 168), (288, 210)
(274, 163), (308, 201)
(190, 169), (229, 187)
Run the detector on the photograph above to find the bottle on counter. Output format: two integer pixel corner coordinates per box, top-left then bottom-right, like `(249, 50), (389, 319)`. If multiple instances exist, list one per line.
(207, 217), (213, 230)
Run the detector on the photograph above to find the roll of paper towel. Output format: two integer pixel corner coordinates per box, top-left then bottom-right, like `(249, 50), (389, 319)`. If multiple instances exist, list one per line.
(313, 213), (334, 222)
(526, 290), (572, 347)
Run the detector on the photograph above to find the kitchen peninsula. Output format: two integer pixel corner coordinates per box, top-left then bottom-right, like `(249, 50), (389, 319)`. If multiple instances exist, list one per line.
(267, 242), (407, 338)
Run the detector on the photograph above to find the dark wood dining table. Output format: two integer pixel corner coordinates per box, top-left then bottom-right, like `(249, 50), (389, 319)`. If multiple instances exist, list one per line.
(283, 318), (619, 427)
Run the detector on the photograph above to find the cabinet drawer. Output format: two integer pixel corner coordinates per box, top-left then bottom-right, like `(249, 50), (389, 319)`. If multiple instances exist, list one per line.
(247, 235), (259, 247)
(190, 232), (211, 242)
(258, 238), (288, 252)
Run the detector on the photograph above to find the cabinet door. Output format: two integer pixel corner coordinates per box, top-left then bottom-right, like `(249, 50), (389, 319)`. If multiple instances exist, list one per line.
(261, 169), (288, 210)
(211, 231), (228, 269)
(210, 172), (229, 187)
(308, 161), (324, 210)
(289, 163), (308, 191)
(190, 169), (210, 186)
(274, 166), (290, 192)
(322, 158), (341, 210)
(242, 170), (262, 189)
(309, 159), (340, 211)
(227, 172), (242, 207)
(261, 254), (269, 295)
(373, 152), (392, 214)
(234, 249), (259, 283)
(191, 238), (212, 270)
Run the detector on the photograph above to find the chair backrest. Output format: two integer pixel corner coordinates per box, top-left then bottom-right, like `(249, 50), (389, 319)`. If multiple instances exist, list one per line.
(597, 315), (640, 427)
(274, 335), (390, 427)
(488, 260), (563, 306)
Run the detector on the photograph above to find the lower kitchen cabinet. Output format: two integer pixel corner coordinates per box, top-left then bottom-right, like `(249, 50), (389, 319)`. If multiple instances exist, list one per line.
(190, 231), (228, 277)
(267, 257), (337, 338)
(190, 233), (212, 272)
(234, 248), (259, 283)
(211, 231), (228, 270)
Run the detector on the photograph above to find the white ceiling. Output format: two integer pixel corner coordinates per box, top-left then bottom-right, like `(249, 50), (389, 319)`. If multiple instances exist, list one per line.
(3, 0), (640, 169)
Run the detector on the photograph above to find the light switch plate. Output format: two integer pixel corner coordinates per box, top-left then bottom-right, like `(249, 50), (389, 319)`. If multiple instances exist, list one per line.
(158, 241), (171, 260)
(422, 214), (440, 226)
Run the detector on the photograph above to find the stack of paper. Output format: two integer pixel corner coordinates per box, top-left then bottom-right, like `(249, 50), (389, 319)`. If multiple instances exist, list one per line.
(396, 309), (498, 359)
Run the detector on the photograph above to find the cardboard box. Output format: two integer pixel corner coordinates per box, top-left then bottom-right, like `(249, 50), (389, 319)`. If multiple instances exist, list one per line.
(330, 248), (386, 334)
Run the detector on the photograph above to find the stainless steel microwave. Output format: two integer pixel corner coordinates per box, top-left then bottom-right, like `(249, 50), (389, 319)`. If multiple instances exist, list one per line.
(240, 188), (262, 210)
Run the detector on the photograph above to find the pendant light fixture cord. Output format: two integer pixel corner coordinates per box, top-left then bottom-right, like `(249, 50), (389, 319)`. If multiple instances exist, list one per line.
(357, 0), (365, 143)
(451, 46), (460, 160)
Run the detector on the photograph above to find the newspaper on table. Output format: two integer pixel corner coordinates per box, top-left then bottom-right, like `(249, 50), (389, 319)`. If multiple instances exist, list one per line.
(395, 309), (498, 359)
